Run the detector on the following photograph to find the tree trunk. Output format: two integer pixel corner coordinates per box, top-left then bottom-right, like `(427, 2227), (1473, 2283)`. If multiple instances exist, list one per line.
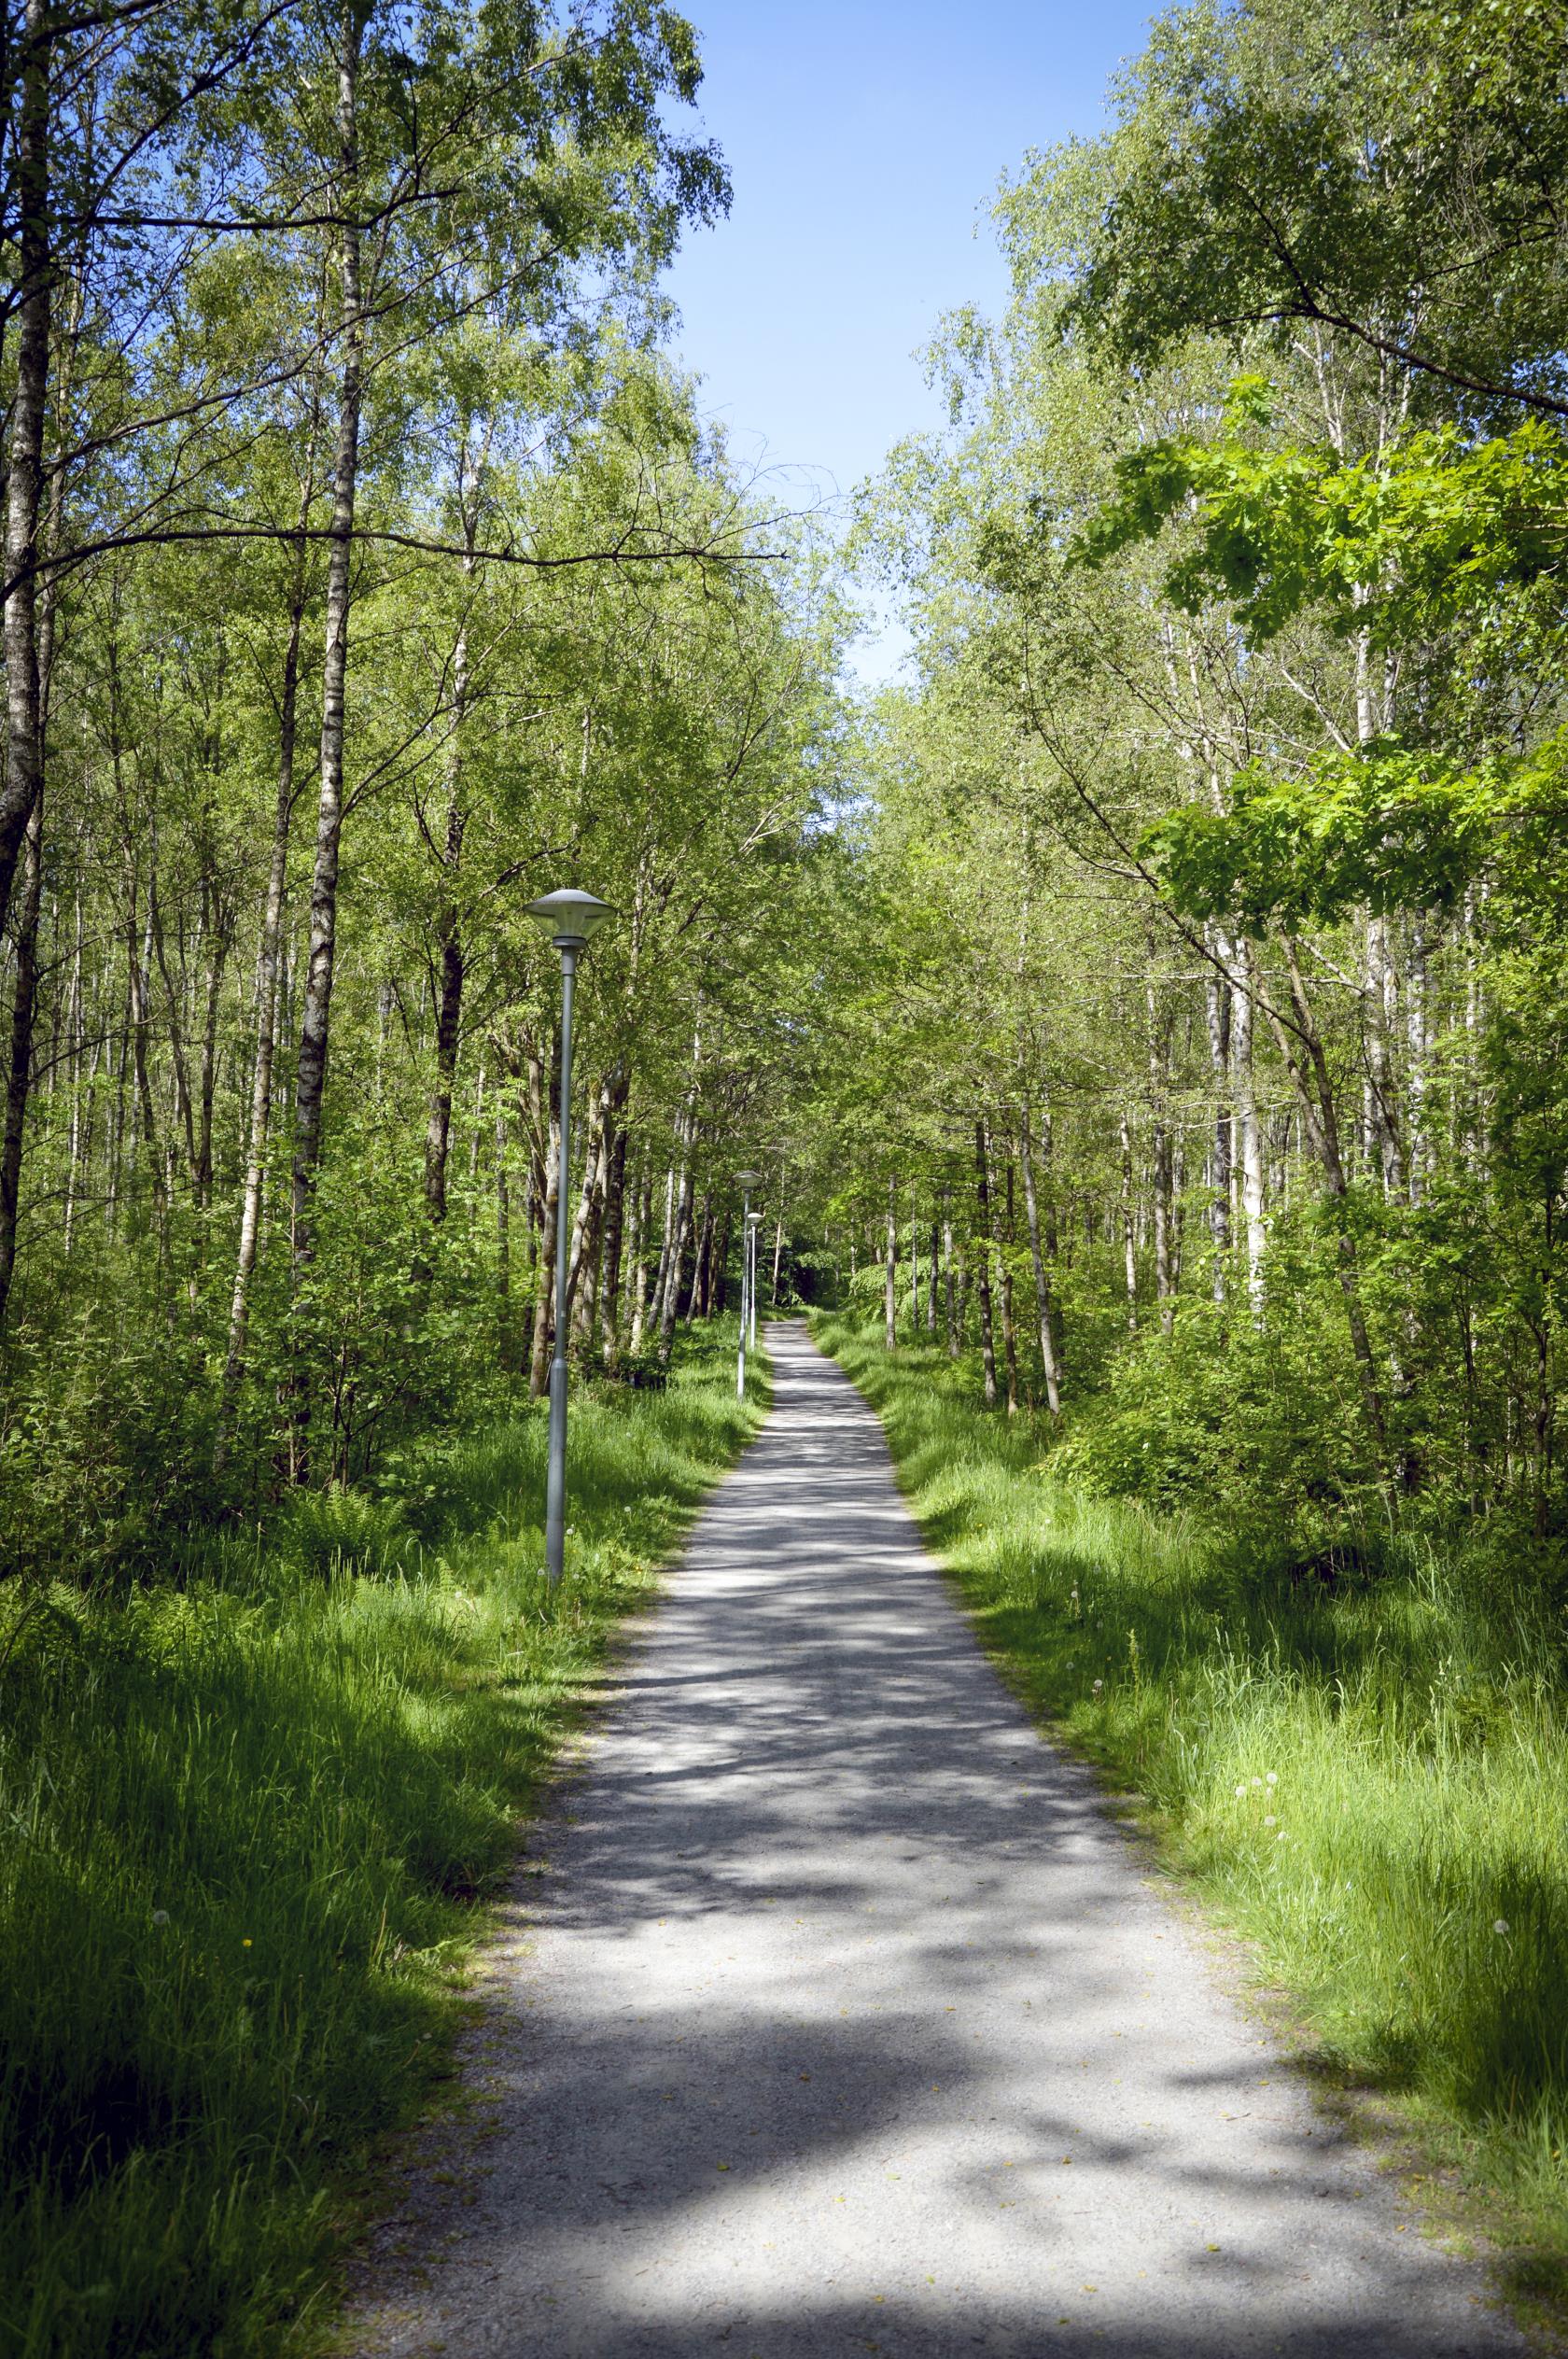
(1018, 1102), (1062, 1422)
(1232, 936), (1267, 1315)
(1260, 938), (1392, 1474)
(994, 1136), (1019, 1412)
(630, 1170), (655, 1351)
(1119, 1111), (1137, 1332)
(495, 1106), (511, 1366)
(423, 555), (473, 1220)
(599, 1124), (629, 1369)
(1206, 930), (1232, 1302)
(0, 0), (50, 940)
(943, 1186), (958, 1355)
(688, 1190), (715, 1323)
(527, 1093), (560, 1399)
(216, 551), (307, 1469)
(657, 1117), (695, 1365)
(0, 793), (44, 1327)
(884, 1175), (896, 1349)
(289, 6), (365, 1471)
(974, 1121), (998, 1406)
(1146, 973), (1174, 1337)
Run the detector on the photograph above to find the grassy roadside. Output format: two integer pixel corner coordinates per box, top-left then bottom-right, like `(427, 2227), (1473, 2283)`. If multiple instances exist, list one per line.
(815, 1313), (1568, 2322)
(0, 1325), (764, 2359)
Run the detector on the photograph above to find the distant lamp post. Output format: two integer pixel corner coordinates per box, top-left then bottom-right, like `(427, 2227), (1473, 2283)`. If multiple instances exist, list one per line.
(525, 887), (615, 1584)
(735, 1169), (763, 1397)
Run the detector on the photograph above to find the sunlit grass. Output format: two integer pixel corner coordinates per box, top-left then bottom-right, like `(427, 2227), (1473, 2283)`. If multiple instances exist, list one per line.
(819, 1313), (1568, 2294)
(0, 1325), (763, 2359)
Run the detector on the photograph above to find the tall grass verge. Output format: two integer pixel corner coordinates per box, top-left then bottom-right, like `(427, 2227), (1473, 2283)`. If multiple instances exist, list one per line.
(0, 1325), (763, 2359)
(817, 1313), (1568, 2310)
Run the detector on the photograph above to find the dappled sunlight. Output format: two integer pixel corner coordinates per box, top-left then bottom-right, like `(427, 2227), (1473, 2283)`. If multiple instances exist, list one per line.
(350, 1329), (1522, 2358)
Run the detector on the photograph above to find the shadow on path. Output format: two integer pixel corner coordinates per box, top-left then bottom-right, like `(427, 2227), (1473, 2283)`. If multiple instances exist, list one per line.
(348, 1326), (1529, 2359)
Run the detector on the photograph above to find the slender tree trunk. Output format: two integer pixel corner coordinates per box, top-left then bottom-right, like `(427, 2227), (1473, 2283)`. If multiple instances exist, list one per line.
(944, 1186), (958, 1355)
(527, 1095), (560, 1399)
(1018, 1102), (1062, 1421)
(630, 1171), (656, 1351)
(1146, 974), (1174, 1337)
(496, 1106), (511, 1366)
(1119, 1111), (1138, 1332)
(216, 555), (307, 1469)
(194, 896), (229, 1206)
(0, 0), (50, 939)
(689, 1190), (715, 1324)
(63, 892), (84, 1254)
(997, 1144), (1020, 1413)
(599, 1124), (629, 1369)
(1206, 934), (1232, 1303)
(1232, 938), (1267, 1314)
(974, 1121), (998, 1406)
(884, 1175), (896, 1349)
(1261, 939), (1392, 1474)
(713, 1201), (732, 1314)
(290, 7), (365, 1472)
(0, 794), (44, 1327)
(424, 548), (473, 1220)
(927, 1220), (939, 1330)
(648, 1160), (677, 1342)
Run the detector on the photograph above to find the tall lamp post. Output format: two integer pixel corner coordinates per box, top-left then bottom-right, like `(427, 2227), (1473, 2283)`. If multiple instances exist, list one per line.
(525, 887), (614, 1584)
(735, 1168), (762, 1397)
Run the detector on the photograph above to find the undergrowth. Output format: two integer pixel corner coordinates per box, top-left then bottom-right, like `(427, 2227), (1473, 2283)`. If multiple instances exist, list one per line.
(817, 1313), (1568, 2314)
(0, 1324), (763, 2359)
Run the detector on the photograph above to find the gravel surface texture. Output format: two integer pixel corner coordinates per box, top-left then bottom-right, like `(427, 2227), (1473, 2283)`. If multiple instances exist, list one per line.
(348, 1322), (1532, 2358)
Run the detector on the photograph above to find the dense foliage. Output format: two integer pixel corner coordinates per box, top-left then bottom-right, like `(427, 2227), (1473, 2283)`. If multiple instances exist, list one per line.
(821, 0), (1568, 1579)
(0, 0), (842, 1578)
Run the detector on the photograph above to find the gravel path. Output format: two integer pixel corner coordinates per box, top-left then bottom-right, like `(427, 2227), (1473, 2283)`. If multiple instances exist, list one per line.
(351, 1323), (1532, 2359)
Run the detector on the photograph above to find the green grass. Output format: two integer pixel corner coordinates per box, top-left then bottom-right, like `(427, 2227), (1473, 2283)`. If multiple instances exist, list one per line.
(0, 1325), (763, 2359)
(817, 1313), (1568, 2312)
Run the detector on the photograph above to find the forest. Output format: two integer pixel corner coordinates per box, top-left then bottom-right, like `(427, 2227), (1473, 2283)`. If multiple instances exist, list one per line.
(5, 0), (1568, 2351)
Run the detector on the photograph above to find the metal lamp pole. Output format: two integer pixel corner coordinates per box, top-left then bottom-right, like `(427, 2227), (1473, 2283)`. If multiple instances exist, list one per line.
(735, 1169), (762, 1397)
(525, 887), (614, 1585)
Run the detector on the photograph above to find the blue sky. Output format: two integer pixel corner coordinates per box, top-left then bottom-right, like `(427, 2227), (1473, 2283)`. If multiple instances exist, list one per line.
(658, 0), (1158, 677)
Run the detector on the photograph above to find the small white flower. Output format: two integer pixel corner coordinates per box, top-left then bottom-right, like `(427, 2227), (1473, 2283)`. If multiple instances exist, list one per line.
(1234, 1783), (1247, 1798)
(1494, 1918), (1510, 1936)
(1092, 1678), (1103, 1695)
(1265, 1773), (1278, 1787)
(1275, 1831), (1288, 1842)
(150, 1909), (170, 1927)
(1264, 1815), (1277, 1828)
(1251, 1776), (1264, 1790)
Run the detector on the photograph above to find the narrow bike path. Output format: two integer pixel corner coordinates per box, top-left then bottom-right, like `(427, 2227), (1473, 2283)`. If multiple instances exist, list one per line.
(353, 1324), (1528, 2358)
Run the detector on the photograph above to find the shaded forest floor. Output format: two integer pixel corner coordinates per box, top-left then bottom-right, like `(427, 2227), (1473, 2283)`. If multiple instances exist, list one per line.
(816, 1313), (1568, 2343)
(0, 1327), (763, 2359)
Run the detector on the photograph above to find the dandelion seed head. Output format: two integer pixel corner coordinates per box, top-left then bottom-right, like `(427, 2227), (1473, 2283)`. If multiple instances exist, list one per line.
(1234, 1783), (1247, 1797)
(1251, 1776), (1264, 1789)
(1092, 1678), (1103, 1694)
(1494, 1918), (1510, 1936)
(1265, 1772), (1278, 1787)
(1264, 1815), (1277, 1827)
(150, 1909), (169, 1926)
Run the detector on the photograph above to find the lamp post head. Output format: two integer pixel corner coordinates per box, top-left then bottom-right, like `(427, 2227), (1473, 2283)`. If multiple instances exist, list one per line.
(525, 887), (615, 951)
(746, 1210), (764, 1228)
(735, 1168), (763, 1189)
